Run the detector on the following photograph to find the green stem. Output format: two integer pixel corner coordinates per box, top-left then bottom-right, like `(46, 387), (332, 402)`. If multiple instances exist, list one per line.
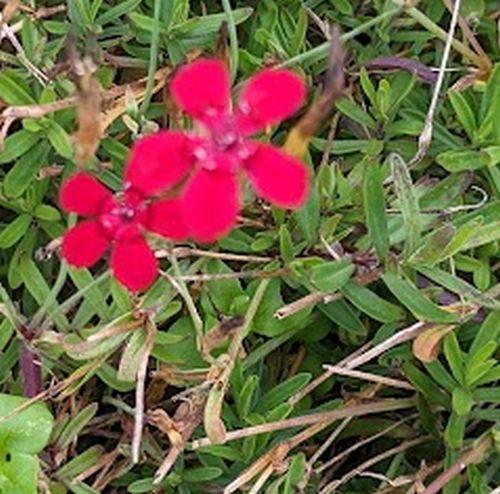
(31, 262), (69, 331)
(280, 7), (402, 68)
(168, 252), (204, 349)
(204, 279), (270, 443)
(140, 0), (162, 116)
(221, 0), (239, 80)
(390, 0), (486, 68)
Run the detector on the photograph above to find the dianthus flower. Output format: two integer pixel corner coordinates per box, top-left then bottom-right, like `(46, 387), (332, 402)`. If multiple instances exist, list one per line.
(168, 58), (309, 242)
(59, 136), (192, 291)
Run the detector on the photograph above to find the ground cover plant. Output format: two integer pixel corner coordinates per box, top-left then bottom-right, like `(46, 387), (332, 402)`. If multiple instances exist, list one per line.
(0, 0), (499, 493)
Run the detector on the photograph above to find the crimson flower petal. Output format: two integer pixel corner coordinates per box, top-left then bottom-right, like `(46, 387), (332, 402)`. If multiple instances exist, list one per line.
(147, 199), (189, 241)
(61, 220), (110, 267)
(244, 143), (308, 208)
(110, 237), (158, 292)
(181, 169), (239, 243)
(59, 173), (111, 216)
(235, 68), (306, 135)
(124, 131), (194, 197)
(170, 58), (230, 121)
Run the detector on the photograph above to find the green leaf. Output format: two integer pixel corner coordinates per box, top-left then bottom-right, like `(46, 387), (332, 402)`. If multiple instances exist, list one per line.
(0, 72), (35, 105)
(0, 131), (41, 164)
(390, 153), (421, 256)
(236, 374), (258, 419)
(56, 446), (104, 480)
(443, 333), (465, 385)
(341, 281), (405, 322)
(0, 453), (38, 494)
(336, 97), (376, 128)
(459, 221), (500, 250)
(403, 363), (449, 408)
(452, 387), (473, 416)
(363, 162), (389, 261)
(436, 149), (485, 172)
(279, 225), (295, 264)
(33, 205), (61, 222)
(0, 214), (31, 249)
(117, 328), (146, 382)
(172, 8), (253, 37)
(182, 467), (223, 483)
(3, 142), (50, 198)
(294, 186), (320, 244)
(205, 260), (248, 314)
(255, 373), (311, 412)
(97, 0), (142, 24)
(444, 412), (466, 448)
(309, 260), (355, 292)
(47, 121), (73, 159)
(0, 393), (53, 454)
(19, 255), (69, 330)
(56, 403), (98, 449)
(469, 311), (500, 359)
(284, 453), (307, 493)
(382, 272), (457, 323)
(410, 220), (481, 266)
(448, 90), (476, 141)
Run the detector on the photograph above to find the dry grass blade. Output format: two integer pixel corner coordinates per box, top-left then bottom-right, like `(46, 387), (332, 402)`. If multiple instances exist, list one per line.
(318, 437), (430, 494)
(131, 319), (155, 463)
(322, 365), (414, 390)
(421, 432), (494, 494)
(151, 393), (206, 484)
(408, 0), (462, 167)
(203, 279), (270, 444)
(192, 398), (415, 449)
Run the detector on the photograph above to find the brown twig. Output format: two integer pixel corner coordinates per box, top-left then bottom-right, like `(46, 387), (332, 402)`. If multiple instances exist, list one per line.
(156, 246), (273, 263)
(408, 0), (462, 167)
(192, 398), (415, 449)
(322, 365), (414, 390)
(166, 267), (289, 282)
(131, 319), (155, 463)
(151, 393), (207, 484)
(421, 433), (493, 494)
(318, 436), (430, 493)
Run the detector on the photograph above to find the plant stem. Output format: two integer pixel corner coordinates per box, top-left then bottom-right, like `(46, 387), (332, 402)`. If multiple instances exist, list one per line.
(390, 0), (485, 68)
(140, 0), (161, 116)
(192, 398), (415, 448)
(421, 433), (494, 494)
(221, 0), (238, 80)
(280, 7), (402, 68)
(167, 252), (204, 349)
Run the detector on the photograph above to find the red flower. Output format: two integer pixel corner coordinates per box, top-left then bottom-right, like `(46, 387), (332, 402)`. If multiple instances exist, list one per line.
(59, 133), (193, 291)
(169, 58), (309, 242)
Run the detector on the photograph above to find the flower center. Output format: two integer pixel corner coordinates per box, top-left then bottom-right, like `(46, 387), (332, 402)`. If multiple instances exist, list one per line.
(99, 190), (147, 240)
(194, 113), (252, 173)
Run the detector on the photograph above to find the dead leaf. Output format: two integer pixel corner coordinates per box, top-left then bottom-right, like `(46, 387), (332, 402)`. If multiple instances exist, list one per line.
(283, 25), (345, 159)
(413, 324), (456, 363)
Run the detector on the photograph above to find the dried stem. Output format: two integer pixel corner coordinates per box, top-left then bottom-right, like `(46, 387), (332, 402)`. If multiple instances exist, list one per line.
(318, 436), (430, 493)
(167, 267), (289, 283)
(421, 433), (493, 494)
(203, 279), (270, 444)
(322, 365), (414, 390)
(192, 398), (415, 449)
(408, 0), (462, 167)
(131, 319), (155, 463)
(316, 417), (415, 474)
(156, 247), (273, 263)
